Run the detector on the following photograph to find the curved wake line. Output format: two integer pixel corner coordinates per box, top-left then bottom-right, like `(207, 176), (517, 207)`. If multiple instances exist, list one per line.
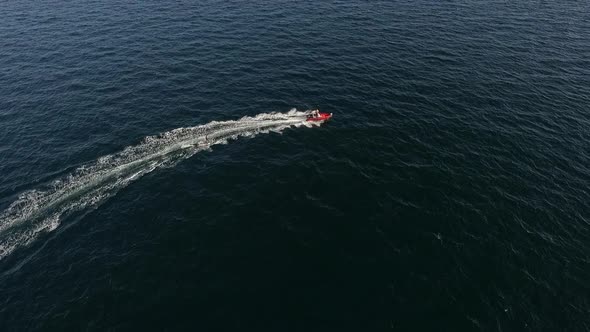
(0, 109), (318, 260)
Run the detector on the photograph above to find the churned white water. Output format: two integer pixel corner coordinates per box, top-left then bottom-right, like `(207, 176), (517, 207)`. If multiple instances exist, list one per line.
(0, 109), (319, 260)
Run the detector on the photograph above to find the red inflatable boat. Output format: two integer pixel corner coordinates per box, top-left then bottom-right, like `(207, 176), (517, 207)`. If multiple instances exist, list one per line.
(306, 111), (333, 122)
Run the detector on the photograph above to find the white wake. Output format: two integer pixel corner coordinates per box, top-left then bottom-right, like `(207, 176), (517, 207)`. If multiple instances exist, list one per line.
(0, 109), (318, 260)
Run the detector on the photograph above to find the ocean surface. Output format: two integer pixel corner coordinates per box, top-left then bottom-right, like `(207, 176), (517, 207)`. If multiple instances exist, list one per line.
(1, 0), (589, 330)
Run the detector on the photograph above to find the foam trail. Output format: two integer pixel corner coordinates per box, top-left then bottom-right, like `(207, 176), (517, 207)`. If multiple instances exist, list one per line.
(0, 109), (318, 260)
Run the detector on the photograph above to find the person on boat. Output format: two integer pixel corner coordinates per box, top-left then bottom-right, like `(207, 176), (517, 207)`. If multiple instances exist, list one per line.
(312, 109), (320, 118)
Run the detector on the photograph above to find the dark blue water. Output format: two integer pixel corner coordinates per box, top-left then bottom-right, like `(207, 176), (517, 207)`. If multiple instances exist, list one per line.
(1, 1), (589, 330)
